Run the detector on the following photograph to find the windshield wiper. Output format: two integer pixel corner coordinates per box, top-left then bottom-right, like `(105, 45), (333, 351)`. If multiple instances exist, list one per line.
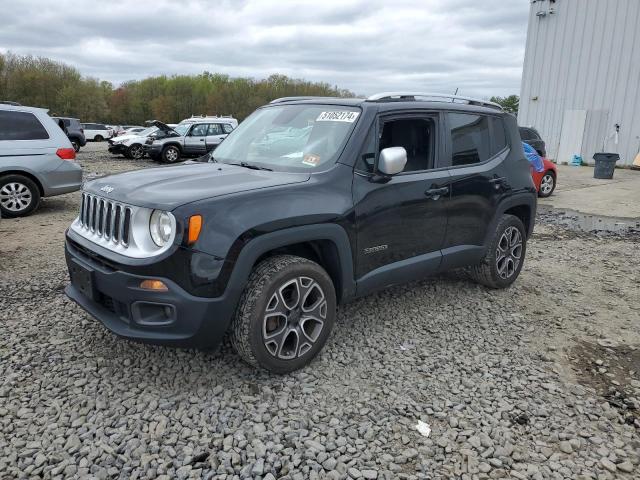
(228, 161), (273, 171)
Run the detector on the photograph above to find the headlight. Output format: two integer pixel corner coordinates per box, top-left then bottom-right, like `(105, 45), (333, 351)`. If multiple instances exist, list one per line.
(149, 210), (174, 247)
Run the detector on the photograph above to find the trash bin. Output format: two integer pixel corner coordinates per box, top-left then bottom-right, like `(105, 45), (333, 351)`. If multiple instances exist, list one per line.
(593, 153), (619, 179)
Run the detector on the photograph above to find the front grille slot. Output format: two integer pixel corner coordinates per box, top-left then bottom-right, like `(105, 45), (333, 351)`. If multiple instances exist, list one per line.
(77, 193), (132, 248)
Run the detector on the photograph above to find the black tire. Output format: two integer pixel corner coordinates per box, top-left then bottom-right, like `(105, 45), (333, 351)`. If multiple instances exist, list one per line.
(230, 255), (337, 373)
(538, 171), (556, 198)
(161, 145), (181, 163)
(469, 214), (527, 289)
(127, 144), (144, 160)
(94, 135), (104, 142)
(0, 174), (41, 218)
(71, 141), (80, 152)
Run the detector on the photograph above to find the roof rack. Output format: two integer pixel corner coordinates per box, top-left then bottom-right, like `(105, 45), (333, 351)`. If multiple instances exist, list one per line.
(269, 96), (339, 104)
(366, 92), (502, 110)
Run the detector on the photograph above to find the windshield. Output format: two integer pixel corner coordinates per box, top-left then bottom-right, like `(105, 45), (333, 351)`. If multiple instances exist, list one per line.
(212, 104), (360, 171)
(138, 126), (157, 136)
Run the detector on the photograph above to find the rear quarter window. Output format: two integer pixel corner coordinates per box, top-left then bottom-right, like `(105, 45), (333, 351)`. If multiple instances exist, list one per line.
(0, 110), (50, 141)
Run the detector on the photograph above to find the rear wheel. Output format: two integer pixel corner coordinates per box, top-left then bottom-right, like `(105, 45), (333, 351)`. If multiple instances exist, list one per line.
(538, 171), (556, 197)
(230, 255), (336, 373)
(127, 144), (144, 160)
(94, 135), (104, 142)
(469, 214), (526, 289)
(162, 145), (181, 163)
(0, 175), (41, 218)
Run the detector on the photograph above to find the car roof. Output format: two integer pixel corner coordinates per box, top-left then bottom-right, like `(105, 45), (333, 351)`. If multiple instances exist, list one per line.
(0, 103), (49, 114)
(264, 97), (505, 115)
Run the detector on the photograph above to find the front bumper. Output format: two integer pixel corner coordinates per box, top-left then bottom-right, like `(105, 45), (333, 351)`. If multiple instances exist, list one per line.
(64, 239), (237, 348)
(108, 143), (127, 155)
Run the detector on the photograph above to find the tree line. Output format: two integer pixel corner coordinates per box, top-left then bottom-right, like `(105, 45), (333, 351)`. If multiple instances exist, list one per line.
(0, 52), (353, 124)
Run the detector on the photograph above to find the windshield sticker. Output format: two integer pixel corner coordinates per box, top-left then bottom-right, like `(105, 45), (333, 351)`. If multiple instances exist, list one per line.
(302, 153), (321, 166)
(316, 111), (360, 123)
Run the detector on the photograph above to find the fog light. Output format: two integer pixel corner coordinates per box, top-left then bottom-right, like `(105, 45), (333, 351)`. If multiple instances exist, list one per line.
(140, 279), (168, 291)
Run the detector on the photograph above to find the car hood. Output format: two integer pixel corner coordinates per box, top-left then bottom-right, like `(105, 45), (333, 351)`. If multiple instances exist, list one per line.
(84, 162), (311, 210)
(111, 133), (141, 143)
(147, 120), (177, 135)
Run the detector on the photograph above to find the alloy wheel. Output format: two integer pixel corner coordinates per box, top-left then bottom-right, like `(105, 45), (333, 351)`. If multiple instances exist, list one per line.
(165, 148), (178, 162)
(540, 174), (554, 195)
(262, 276), (327, 359)
(130, 145), (143, 159)
(0, 182), (32, 212)
(496, 226), (522, 279)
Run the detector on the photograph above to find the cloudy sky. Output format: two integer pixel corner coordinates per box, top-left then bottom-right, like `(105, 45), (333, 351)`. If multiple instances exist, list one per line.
(0, 0), (530, 98)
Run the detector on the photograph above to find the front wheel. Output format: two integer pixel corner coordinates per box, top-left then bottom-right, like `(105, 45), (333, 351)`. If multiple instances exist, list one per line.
(0, 174), (41, 218)
(71, 141), (80, 152)
(230, 255), (337, 373)
(127, 144), (144, 160)
(538, 171), (556, 197)
(469, 214), (527, 289)
(161, 145), (180, 163)
(94, 135), (104, 142)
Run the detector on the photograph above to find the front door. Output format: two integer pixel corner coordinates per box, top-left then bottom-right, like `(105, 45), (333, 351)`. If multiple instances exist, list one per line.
(183, 123), (209, 155)
(440, 112), (510, 270)
(353, 113), (449, 292)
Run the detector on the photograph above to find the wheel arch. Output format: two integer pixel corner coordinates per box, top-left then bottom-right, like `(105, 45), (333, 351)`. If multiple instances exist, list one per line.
(162, 142), (183, 152)
(488, 192), (537, 242)
(0, 170), (45, 196)
(227, 224), (356, 304)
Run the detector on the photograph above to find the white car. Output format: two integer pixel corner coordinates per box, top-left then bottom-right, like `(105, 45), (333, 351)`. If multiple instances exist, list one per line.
(179, 115), (238, 128)
(107, 126), (158, 159)
(81, 123), (114, 142)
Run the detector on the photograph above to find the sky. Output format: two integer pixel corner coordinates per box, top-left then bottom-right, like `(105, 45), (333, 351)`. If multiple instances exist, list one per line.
(0, 0), (530, 98)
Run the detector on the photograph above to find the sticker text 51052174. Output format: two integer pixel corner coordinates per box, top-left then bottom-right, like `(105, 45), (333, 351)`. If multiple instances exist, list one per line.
(316, 111), (360, 123)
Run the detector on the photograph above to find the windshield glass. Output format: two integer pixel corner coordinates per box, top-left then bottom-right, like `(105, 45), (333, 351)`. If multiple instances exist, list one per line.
(174, 124), (190, 136)
(213, 104), (360, 171)
(138, 126), (157, 136)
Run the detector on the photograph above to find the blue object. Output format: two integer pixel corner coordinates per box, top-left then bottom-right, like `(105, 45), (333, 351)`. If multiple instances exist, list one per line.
(522, 142), (544, 172)
(570, 154), (583, 166)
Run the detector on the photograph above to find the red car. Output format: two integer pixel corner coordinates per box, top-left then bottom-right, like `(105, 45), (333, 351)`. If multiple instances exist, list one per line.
(531, 157), (557, 197)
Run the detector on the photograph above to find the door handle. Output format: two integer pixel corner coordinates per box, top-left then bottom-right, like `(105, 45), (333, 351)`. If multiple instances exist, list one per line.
(425, 186), (449, 200)
(200, 138), (205, 142)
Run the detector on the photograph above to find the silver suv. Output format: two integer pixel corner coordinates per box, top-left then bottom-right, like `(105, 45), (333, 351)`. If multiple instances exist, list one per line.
(144, 120), (235, 163)
(0, 104), (83, 217)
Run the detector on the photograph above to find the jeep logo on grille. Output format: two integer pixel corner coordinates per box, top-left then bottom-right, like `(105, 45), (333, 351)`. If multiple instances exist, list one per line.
(100, 185), (115, 194)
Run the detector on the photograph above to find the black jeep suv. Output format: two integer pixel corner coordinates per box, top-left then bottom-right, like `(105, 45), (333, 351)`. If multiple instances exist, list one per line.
(65, 93), (537, 373)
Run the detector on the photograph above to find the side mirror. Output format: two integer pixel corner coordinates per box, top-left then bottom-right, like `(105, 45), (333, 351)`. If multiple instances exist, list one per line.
(378, 147), (407, 175)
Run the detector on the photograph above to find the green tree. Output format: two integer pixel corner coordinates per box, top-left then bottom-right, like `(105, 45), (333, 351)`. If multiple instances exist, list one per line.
(490, 95), (519, 114)
(0, 52), (354, 124)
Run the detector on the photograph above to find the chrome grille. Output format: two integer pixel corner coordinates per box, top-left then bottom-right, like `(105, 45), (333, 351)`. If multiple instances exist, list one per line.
(78, 193), (131, 247)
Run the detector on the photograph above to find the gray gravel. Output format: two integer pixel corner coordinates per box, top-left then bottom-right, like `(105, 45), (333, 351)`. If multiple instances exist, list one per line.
(1, 143), (639, 479)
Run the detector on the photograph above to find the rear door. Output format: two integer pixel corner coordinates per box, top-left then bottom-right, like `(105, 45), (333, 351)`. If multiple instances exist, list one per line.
(183, 123), (209, 154)
(205, 123), (227, 151)
(440, 112), (510, 269)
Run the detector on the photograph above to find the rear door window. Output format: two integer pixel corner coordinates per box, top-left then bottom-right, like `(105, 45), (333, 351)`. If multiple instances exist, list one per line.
(448, 113), (491, 166)
(0, 111), (50, 141)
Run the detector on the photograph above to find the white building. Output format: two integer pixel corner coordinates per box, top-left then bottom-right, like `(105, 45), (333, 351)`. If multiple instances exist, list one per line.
(518, 0), (640, 166)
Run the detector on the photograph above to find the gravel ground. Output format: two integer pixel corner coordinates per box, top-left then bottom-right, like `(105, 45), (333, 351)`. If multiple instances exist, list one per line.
(1, 143), (639, 479)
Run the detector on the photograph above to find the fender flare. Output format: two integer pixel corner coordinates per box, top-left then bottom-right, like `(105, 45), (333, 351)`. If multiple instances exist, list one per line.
(223, 224), (356, 306)
(486, 192), (537, 245)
